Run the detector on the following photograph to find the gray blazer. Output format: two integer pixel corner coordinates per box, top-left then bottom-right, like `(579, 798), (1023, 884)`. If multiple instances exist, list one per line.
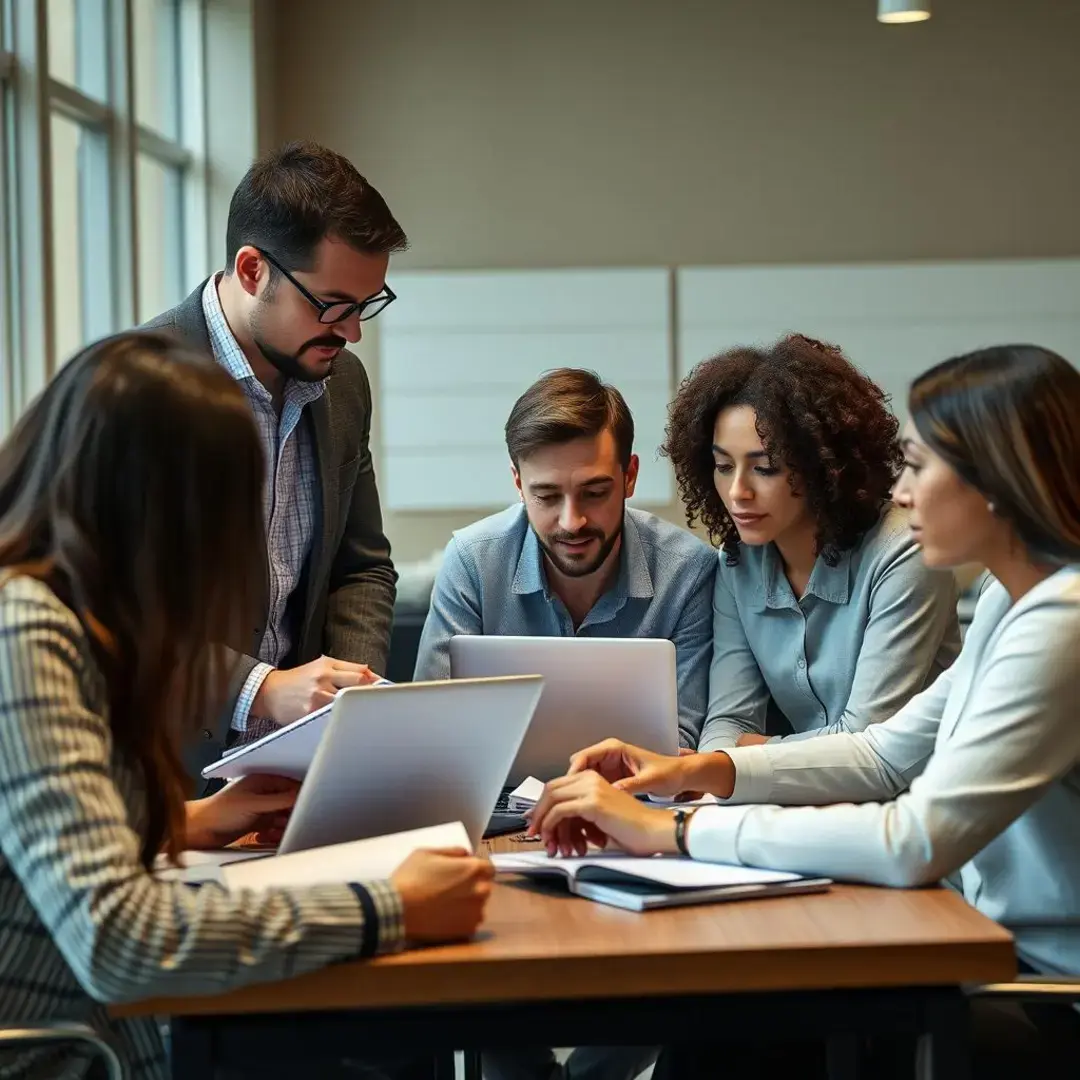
(144, 284), (398, 784)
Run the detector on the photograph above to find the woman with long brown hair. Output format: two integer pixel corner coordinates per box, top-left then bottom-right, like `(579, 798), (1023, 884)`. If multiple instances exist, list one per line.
(0, 332), (493, 1080)
(531, 344), (1080, 1076)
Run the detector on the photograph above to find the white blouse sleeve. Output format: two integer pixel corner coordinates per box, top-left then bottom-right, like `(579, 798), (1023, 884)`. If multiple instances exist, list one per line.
(690, 581), (1080, 888)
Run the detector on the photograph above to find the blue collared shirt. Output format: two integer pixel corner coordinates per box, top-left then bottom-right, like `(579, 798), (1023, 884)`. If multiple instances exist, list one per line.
(698, 505), (962, 752)
(414, 504), (718, 748)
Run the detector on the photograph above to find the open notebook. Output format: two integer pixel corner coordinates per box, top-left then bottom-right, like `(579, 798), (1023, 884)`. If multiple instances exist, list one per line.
(492, 851), (830, 912)
(156, 821), (470, 891)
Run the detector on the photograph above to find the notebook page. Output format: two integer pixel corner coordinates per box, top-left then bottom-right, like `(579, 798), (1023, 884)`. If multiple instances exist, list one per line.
(492, 851), (802, 888)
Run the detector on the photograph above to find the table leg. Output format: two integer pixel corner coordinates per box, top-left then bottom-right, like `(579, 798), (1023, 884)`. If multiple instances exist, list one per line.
(826, 1033), (863, 1080)
(918, 991), (970, 1080)
(462, 1049), (483, 1080)
(169, 1018), (214, 1080)
(434, 1050), (458, 1080)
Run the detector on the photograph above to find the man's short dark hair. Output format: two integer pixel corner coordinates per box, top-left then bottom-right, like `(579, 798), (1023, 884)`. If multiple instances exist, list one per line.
(224, 141), (408, 273)
(505, 368), (635, 470)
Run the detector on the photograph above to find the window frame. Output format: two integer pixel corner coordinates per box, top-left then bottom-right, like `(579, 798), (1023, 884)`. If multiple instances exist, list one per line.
(1, 21), (14, 431)
(0, 0), (210, 434)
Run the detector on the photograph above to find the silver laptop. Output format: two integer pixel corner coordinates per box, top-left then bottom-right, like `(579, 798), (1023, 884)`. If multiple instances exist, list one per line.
(449, 636), (679, 785)
(205, 676), (544, 853)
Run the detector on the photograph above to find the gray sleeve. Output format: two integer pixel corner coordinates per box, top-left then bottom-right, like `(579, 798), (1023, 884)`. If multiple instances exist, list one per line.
(670, 553), (717, 749)
(412, 537), (483, 681)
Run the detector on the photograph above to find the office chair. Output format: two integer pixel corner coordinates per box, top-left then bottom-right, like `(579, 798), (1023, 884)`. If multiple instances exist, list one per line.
(967, 974), (1080, 1004)
(0, 1022), (126, 1079)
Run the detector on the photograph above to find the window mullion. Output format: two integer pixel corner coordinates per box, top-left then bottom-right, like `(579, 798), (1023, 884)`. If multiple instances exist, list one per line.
(10, 0), (55, 393)
(179, 0), (208, 290)
(108, 0), (135, 329)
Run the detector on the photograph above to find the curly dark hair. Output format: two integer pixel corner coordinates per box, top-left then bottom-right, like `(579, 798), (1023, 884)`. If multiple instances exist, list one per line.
(661, 334), (903, 565)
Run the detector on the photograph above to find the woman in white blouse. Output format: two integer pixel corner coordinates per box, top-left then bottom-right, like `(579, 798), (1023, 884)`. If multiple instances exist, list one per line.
(528, 344), (1080, 1077)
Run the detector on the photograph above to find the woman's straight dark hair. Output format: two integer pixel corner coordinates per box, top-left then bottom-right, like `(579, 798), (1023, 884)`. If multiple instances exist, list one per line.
(0, 332), (266, 865)
(909, 344), (1080, 567)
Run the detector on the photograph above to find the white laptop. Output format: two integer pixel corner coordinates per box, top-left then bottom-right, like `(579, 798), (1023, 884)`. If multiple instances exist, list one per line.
(449, 636), (679, 785)
(202, 676), (544, 852)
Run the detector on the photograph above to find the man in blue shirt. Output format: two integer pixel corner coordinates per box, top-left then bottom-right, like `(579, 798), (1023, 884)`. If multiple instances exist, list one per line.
(415, 368), (715, 1080)
(414, 367), (717, 751)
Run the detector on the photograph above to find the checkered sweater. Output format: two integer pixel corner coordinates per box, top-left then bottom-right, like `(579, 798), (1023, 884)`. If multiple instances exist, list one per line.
(0, 576), (403, 1079)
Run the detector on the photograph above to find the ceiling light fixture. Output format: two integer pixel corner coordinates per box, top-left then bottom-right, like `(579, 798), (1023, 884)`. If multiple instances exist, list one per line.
(877, 0), (931, 23)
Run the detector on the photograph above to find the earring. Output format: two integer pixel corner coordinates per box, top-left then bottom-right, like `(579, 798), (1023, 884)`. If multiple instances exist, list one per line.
(987, 502), (997, 514)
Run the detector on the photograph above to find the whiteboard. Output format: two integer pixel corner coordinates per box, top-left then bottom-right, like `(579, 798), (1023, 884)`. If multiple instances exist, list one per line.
(677, 259), (1080, 417)
(380, 269), (673, 511)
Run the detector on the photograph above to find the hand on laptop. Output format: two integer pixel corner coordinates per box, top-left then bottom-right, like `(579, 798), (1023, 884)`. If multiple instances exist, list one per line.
(567, 738), (734, 801)
(526, 771), (677, 858)
(391, 849), (495, 943)
(184, 774), (300, 850)
(253, 655), (380, 726)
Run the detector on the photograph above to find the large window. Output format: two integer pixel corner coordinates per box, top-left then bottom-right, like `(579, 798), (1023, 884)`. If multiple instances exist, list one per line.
(0, 0), (210, 435)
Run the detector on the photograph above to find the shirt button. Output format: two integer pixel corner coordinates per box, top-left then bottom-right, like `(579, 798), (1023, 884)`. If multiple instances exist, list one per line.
(202, 728), (213, 740)
(797, 659), (806, 669)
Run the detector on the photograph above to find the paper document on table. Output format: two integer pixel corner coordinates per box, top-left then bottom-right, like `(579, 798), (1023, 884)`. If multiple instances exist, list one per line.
(157, 821), (471, 890)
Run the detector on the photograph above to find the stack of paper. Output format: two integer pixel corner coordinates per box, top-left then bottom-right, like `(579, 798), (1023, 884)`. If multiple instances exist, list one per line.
(506, 775), (545, 811)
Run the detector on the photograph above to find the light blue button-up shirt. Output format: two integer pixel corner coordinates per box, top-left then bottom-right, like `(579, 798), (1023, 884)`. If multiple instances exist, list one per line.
(414, 505), (718, 748)
(698, 505), (962, 752)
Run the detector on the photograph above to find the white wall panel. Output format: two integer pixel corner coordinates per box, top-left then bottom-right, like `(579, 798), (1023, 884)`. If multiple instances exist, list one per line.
(380, 269), (673, 510)
(678, 260), (1080, 415)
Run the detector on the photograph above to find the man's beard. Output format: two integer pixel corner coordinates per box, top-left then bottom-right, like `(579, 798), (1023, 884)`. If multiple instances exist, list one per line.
(252, 334), (344, 383)
(534, 515), (624, 579)
(250, 298), (345, 383)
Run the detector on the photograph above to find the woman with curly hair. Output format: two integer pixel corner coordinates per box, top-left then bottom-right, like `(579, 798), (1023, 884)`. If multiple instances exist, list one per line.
(661, 333), (960, 751)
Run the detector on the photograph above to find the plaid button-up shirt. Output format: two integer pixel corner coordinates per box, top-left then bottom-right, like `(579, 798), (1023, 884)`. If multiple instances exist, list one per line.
(202, 276), (324, 735)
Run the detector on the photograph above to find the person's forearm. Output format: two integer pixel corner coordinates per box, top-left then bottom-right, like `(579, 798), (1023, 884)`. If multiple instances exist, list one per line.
(697, 717), (760, 753)
(683, 751), (736, 798)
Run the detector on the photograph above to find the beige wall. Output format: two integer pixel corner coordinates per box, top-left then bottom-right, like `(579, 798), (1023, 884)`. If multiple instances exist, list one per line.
(265, 0), (1080, 563)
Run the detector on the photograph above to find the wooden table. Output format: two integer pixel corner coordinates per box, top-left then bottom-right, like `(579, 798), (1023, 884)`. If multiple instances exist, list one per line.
(115, 834), (1016, 1079)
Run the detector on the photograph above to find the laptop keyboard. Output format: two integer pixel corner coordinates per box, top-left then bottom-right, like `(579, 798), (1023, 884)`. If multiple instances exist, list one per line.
(483, 787), (526, 839)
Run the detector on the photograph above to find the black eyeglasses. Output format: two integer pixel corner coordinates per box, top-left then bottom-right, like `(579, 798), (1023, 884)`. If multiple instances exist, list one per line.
(256, 248), (397, 324)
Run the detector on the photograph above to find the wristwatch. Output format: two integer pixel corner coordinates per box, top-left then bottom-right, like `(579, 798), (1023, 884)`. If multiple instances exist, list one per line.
(673, 806), (697, 856)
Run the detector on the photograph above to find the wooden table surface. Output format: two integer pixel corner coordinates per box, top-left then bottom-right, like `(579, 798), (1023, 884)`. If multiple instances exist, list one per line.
(114, 832), (1015, 1019)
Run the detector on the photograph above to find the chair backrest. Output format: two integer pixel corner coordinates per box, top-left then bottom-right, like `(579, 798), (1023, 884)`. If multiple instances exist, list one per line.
(0, 1022), (126, 1079)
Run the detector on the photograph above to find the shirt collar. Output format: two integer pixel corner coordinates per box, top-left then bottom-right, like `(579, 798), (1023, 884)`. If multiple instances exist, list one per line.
(511, 508), (655, 603)
(201, 274), (325, 407)
(755, 541), (852, 609)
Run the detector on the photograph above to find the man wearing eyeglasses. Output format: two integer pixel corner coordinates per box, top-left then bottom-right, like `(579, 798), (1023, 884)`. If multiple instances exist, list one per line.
(145, 140), (404, 789)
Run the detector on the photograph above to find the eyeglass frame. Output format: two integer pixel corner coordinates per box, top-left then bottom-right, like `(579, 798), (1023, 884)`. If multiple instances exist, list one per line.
(254, 247), (397, 324)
